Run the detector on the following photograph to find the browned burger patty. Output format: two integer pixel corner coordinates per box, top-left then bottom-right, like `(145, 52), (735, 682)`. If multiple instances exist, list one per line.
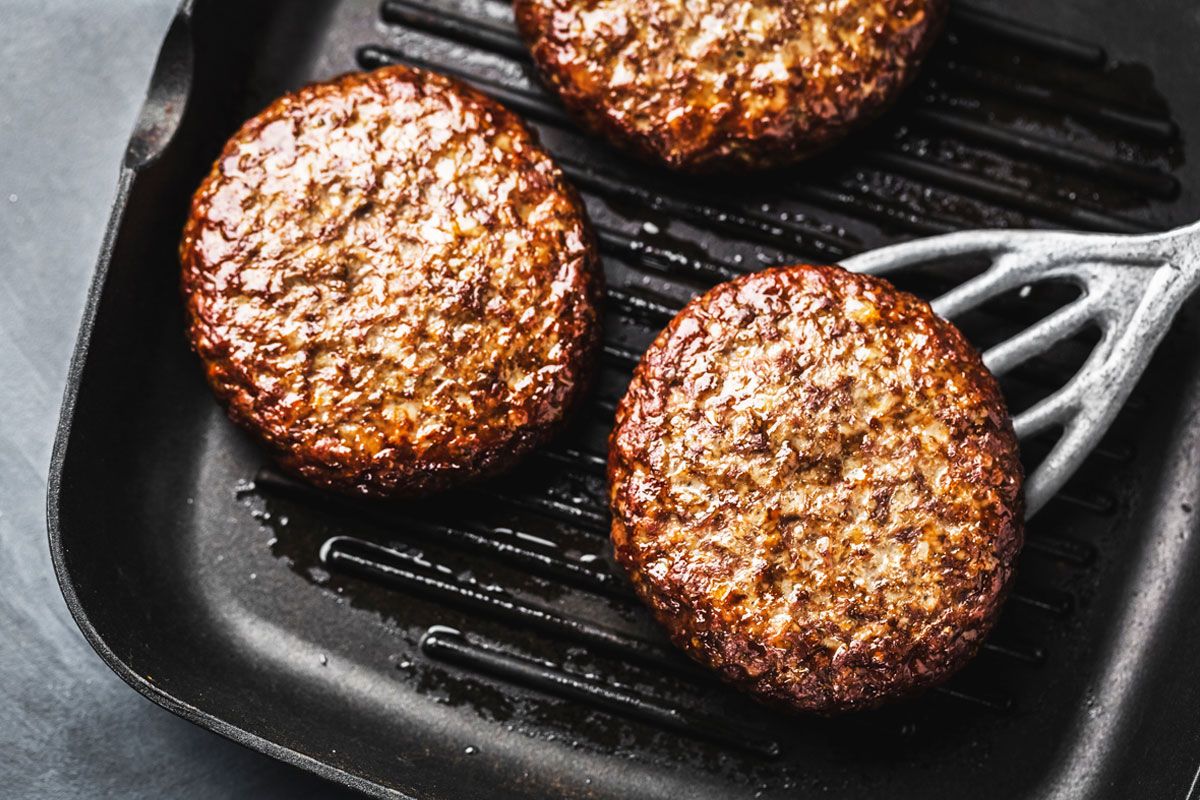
(609, 265), (1022, 712)
(514, 0), (947, 172)
(180, 66), (601, 498)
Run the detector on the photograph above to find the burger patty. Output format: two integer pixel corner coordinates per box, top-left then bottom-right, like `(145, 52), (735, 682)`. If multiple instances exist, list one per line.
(180, 66), (602, 498)
(514, 0), (948, 172)
(608, 265), (1023, 713)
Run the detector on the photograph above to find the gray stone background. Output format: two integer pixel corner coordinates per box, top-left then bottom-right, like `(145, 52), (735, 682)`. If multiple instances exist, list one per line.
(3, 1), (1199, 798)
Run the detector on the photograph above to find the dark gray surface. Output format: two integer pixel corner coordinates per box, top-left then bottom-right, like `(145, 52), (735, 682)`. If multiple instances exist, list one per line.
(0, 2), (355, 797)
(7, 1), (1200, 799)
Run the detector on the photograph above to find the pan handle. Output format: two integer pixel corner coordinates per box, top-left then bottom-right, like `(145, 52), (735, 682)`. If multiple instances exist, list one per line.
(124, 1), (194, 169)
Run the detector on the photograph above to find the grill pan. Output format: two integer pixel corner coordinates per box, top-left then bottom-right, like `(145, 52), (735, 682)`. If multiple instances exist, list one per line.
(47, 1), (1200, 798)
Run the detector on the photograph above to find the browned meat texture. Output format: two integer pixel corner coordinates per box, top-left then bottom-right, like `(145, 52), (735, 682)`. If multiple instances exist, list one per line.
(514, 0), (947, 171)
(180, 65), (602, 498)
(609, 265), (1022, 712)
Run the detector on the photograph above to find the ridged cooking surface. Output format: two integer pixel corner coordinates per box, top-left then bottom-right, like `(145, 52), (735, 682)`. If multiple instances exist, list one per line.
(219, 0), (1187, 793)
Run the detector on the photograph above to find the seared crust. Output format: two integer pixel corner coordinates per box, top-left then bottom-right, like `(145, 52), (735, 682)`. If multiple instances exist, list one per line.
(608, 265), (1022, 712)
(514, 0), (947, 172)
(181, 66), (602, 498)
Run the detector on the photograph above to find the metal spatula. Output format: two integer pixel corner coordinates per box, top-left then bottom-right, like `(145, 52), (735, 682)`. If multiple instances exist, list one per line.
(840, 220), (1200, 518)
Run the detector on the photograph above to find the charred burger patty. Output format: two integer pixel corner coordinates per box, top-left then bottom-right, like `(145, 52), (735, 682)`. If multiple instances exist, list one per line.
(181, 66), (601, 498)
(608, 265), (1022, 712)
(515, 0), (948, 171)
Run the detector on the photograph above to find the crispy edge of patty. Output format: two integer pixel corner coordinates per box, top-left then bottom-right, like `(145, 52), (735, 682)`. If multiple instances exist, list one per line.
(607, 264), (1023, 712)
(513, 0), (949, 172)
(179, 66), (603, 498)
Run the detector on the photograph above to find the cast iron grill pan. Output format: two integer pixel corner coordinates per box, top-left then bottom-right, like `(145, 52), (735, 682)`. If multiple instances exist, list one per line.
(48, 2), (1200, 799)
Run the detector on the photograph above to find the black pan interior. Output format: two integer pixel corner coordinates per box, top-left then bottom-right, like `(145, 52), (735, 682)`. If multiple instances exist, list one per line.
(49, 1), (1200, 799)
